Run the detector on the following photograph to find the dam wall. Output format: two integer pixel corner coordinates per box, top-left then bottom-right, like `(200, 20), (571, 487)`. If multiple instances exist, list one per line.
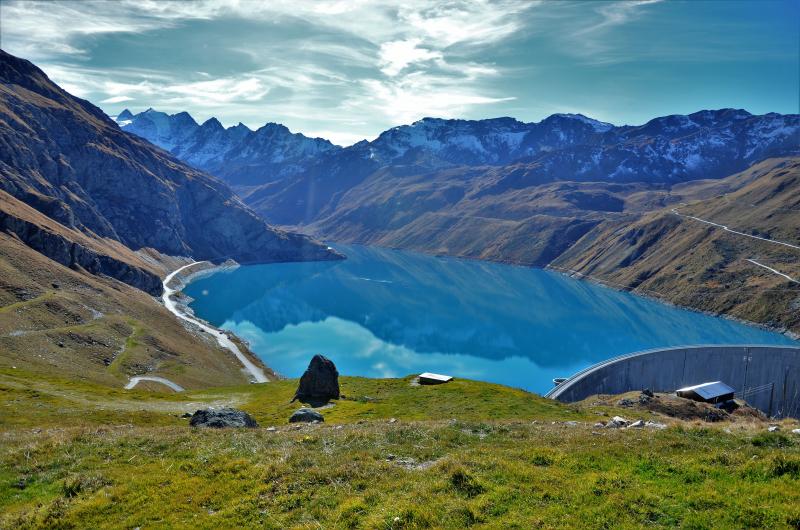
(545, 345), (800, 418)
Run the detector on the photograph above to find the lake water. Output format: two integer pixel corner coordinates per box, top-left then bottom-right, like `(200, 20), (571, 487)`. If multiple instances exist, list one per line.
(184, 245), (796, 394)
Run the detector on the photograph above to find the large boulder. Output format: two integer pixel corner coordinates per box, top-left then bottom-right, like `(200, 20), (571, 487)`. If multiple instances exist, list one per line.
(289, 408), (325, 423)
(293, 354), (340, 403)
(189, 408), (258, 428)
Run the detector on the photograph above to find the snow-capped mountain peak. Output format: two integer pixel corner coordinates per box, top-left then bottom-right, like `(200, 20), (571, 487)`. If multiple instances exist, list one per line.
(117, 108), (340, 185)
(118, 108), (799, 189)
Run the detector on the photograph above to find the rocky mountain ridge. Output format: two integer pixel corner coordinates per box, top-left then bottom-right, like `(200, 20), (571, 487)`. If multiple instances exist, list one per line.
(118, 108), (339, 185)
(121, 107), (798, 193)
(121, 106), (798, 231)
(0, 49), (339, 292)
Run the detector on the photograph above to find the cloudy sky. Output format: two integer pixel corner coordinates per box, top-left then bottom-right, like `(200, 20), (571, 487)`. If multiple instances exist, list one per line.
(1, 0), (797, 145)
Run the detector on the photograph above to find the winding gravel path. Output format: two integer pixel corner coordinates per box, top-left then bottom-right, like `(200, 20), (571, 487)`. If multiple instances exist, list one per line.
(163, 262), (269, 383)
(746, 259), (799, 284)
(671, 208), (800, 250)
(671, 207), (799, 286)
(125, 376), (185, 392)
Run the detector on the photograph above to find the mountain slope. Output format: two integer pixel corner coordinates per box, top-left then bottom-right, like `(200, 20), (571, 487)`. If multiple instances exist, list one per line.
(0, 226), (272, 389)
(551, 158), (800, 334)
(120, 108), (799, 229)
(0, 49), (339, 270)
(118, 108), (340, 185)
(0, 49), (337, 389)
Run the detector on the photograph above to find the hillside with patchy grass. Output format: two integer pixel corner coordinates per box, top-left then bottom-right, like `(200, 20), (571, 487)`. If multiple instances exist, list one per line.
(552, 158), (800, 335)
(0, 229), (269, 390)
(1, 368), (799, 528)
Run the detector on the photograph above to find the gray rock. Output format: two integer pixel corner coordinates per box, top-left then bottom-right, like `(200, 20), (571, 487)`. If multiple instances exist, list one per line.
(645, 421), (667, 430)
(629, 420), (645, 428)
(293, 355), (340, 403)
(616, 398), (635, 407)
(768, 425), (780, 432)
(189, 408), (258, 428)
(792, 428), (800, 435)
(606, 416), (630, 428)
(289, 408), (324, 423)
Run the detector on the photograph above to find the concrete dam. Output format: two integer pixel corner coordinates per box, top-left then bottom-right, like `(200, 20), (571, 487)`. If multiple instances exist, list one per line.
(545, 345), (800, 418)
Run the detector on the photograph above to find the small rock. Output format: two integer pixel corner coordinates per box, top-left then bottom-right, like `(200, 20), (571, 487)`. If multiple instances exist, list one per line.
(57, 341), (64, 348)
(265, 426), (277, 432)
(792, 428), (800, 435)
(334, 425), (343, 430)
(642, 388), (654, 397)
(593, 422), (605, 428)
(768, 425), (780, 432)
(606, 416), (630, 428)
(189, 408), (258, 428)
(180, 412), (192, 419)
(13, 478), (26, 490)
(386, 454), (396, 461)
(563, 421), (578, 427)
(629, 420), (645, 428)
(51, 282), (60, 289)
(645, 421), (667, 430)
(289, 408), (324, 423)
(388, 418), (397, 424)
(616, 398), (635, 407)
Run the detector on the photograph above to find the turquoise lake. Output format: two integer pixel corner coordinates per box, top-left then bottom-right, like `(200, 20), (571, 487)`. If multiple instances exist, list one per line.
(184, 245), (796, 394)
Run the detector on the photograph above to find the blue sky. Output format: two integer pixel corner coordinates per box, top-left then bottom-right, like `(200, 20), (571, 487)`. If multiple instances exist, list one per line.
(1, 0), (797, 145)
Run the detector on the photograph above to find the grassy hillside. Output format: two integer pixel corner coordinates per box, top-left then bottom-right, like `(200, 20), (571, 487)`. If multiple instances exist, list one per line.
(553, 158), (800, 335)
(1, 369), (799, 528)
(0, 231), (266, 390)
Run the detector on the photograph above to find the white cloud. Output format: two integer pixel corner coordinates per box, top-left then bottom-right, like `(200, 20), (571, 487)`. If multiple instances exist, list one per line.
(566, 0), (665, 64)
(378, 39), (442, 76)
(99, 95), (135, 104)
(357, 75), (515, 124)
(399, 0), (536, 48)
(162, 77), (268, 105)
(1, 0), (537, 139)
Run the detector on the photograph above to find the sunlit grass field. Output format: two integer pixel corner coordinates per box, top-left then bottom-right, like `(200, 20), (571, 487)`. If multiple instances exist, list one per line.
(1, 369), (799, 528)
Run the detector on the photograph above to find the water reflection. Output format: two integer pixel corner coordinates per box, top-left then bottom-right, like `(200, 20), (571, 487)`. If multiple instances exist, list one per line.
(185, 245), (795, 393)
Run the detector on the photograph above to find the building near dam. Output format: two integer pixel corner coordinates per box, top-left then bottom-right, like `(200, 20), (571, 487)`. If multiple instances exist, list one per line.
(546, 345), (800, 418)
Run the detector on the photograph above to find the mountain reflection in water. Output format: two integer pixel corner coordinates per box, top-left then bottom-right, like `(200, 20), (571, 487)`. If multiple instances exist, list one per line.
(185, 245), (795, 394)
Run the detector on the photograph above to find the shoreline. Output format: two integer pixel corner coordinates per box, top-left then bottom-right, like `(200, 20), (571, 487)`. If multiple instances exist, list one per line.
(162, 261), (270, 383)
(545, 263), (800, 342)
(160, 245), (796, 394)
